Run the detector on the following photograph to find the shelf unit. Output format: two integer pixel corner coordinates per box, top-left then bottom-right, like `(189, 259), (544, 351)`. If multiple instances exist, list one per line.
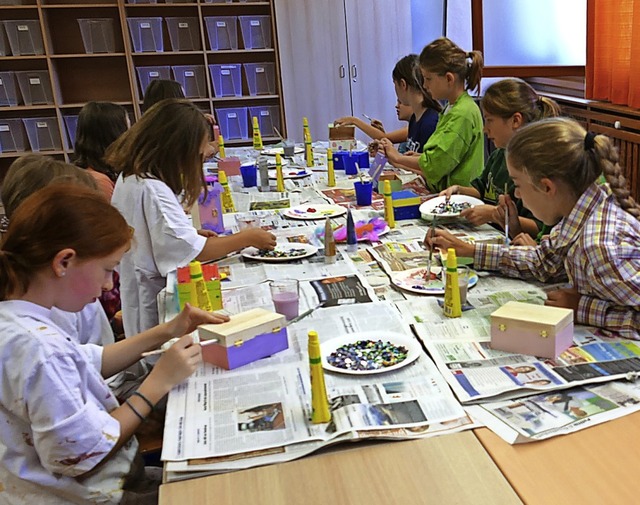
(0, 0), (285, 177)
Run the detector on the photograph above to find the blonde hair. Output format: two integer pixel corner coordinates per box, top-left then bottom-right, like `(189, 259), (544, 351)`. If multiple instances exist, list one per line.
(481, 78), (562, 123)
(105, 99), (208, 208)
(1, 154), (97, 219)
(507, 117), (640, 219)
(419, 37), (483, 95)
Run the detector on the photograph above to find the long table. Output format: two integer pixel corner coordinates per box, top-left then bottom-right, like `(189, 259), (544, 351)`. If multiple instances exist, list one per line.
(159, 431), (523, 505)
(475, 411), (640, 504)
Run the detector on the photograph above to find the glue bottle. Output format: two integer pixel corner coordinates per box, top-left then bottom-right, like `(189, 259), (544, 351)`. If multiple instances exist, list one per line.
(302, 116), (310, 143)
(275, 152), (285, 192)
(346, 207), (357, 253)
(304, 132), (313, 168)
(217, 170), (236, 213)
(252, 116), (263, 150)
(308, 330), (331, 424)
(189, 261), (213, 312)
(443, 248), (462, 318)
(382, 179), (395, 229)
(324, 217), (336, 264)
(326, 148), (336, 187)
(218, 134), (226, 159)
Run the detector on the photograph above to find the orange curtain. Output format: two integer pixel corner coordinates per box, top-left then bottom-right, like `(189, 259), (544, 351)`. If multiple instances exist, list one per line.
(587, 0), (640, 108)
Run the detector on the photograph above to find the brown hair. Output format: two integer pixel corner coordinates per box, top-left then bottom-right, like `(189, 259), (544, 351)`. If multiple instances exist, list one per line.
(481, 78), (561, 123)
(507, 117), (640, 218)
(392, 54), (442, 112)
(419, 37), (483, 95)
(0, 184), (131, 300)
(1, 154), (97, 219)
(104, 99), (208, 208)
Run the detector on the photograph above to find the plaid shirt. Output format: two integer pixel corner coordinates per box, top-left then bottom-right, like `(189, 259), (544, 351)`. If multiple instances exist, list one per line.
(475, 183), (640, 340)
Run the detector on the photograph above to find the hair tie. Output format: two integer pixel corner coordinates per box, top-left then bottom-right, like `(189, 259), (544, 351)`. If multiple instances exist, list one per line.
(584, 132), (597, 151)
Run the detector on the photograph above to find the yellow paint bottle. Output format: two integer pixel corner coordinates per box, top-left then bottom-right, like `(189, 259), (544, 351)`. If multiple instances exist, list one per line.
(189, 261), (213, 311)
(382, 179), (395, 229)
(304, 132), (313, 168)
(308, 331), (331, 423)
(218, 134), (226, 159)
(252, 116), (263, 150)
(275, 152), (285, 192)
(217, 170), (236, 213)
(326, 148), (336, 187)
(443, 248), (462, 318)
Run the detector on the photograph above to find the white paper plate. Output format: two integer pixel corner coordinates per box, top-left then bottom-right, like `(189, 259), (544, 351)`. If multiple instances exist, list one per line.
(283, 204), (347, 220)
(261, 146), (305, 156)
(265, 158), (290, 167)
(241, 243), (318, 262)
(321, 331), (422, 375)
(391, 266), (478, 295)
(419, 195), (485, 219)
(268, 168), (312, 179)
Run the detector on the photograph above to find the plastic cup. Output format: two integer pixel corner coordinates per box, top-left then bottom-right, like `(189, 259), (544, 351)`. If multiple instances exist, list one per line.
(240, 163), (258, 187)
(354, 180), (373, 206)
(237, 214), (261, 230)
(282, 140), (295, 157)
(443, 266), (470, 305)
(269, 279), (299, 320)
(344, 155), (358, 175)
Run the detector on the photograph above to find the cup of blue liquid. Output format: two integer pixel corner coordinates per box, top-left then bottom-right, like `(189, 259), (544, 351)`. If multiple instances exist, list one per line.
(354, 180), (373, 206)
(269, 279), (299, 320)
(240, 163), (258, 187)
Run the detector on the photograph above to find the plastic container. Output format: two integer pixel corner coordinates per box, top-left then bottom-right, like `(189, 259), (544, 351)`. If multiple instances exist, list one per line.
(0, 71), (21, 107)
(77, 18), (116, 54)
(249, 106), (280, 137)
(15, 71), (53, 106)
(63, 114), (78, 148)
(166, 17), (201, 52)
(0, 0), (27, 4)
(172, 65), (206, 98)
(243, 62), (275, 96)
(0, 22), (10, 57)
(22, 117), (62, 151)
(136, 65), (171, 95)
(127, 17), (163, 53)
(216, 107), (248, 140)
(238, 15), (271, 49)
(203, 0), (233, 3)
(126, 0), (157, 3)
(3, 20), (44, 56)
(164, 0), (193, 4)
(0, 118), (28, 153)
(204, 16), (237, 50)
(209, 64), (242, 97)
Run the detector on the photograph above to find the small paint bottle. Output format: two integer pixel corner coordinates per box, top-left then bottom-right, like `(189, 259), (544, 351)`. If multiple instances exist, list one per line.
(308, 330), (331, 423)
(324, 217), (336, 264)
(346, 207), (357, 253)
(443, 248), (462, 318)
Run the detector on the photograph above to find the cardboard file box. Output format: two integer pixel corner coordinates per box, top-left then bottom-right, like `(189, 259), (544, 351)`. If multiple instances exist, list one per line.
(391, 190), (420, 220)
(491, 301), (574, 359)
(198, 308), (288, 370)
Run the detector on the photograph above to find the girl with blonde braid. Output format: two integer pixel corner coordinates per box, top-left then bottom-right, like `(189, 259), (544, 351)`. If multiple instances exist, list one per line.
(426, 117), (640, 339)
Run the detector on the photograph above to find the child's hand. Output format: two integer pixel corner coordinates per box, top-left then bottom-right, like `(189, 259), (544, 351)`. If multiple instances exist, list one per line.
(492, 194), (521, 237)
(197, 229), (218, 238)
(243, 228), (277, 250)
(203, 113), (217, 126)
(424, 228), (475, 258)
(334, 116), (356, 126)
(378, 138), (399, 163)
(511, 232), (537, 246)
(168, 303), (230, 340)
(370, 119), (385, 132)
(545, 287), (581, 316)
(368, 140), (380, 157)
(440, 185), (460, 201)
(461, 204), (495, 226)
(153, 334), (203, 388)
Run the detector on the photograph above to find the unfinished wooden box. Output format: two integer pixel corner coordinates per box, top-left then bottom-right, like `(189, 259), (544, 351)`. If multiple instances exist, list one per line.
(198, 308), (288, 370)
(490, 301), (574, 359)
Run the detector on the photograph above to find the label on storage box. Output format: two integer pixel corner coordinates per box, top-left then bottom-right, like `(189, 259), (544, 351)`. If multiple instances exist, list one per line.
(0, 79), (3, 85)
(260, 111), (269, 116)
(251, 20), (260, 26)
(185, 71), (194, 77)
(228, 113), (237, 118)
(18, 25), (29, 31)
(141, 23), (151, 29)
(36, 122), (47, 128)
(30, 78), (41, 85)
(256, 67), (264, 73)
(216, 21), (226, 27)
(150, 72), (159, 77)
(222, 70), (230, 75)
(179, 23), (188, 28)
(0, 125), (9, 132)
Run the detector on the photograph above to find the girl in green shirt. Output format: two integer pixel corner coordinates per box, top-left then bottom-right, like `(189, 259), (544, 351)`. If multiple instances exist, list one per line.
(441, 78), (561, 240)
(380, 37), (484, 192)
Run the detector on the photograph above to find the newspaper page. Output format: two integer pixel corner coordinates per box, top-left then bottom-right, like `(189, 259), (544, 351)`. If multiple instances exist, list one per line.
(466, 378), (640, 444)
(162, 302), (469, 473)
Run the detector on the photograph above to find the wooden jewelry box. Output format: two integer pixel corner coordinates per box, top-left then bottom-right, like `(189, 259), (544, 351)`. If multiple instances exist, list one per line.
(198, 308), (288, 370)
(490, 301), (574, 359)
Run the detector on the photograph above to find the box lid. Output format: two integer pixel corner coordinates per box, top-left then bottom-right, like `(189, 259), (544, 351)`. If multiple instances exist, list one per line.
(491, 301), (573, 330)
(392, 190), (420, 207)
(198, 308), (286, 347)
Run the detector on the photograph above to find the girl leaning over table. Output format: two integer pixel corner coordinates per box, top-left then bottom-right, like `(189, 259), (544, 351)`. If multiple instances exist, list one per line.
(426, 117), (640, 340)
(0, 184), (228, 504)
(107, 99), (276, 337)
(379, 37), (485, 192)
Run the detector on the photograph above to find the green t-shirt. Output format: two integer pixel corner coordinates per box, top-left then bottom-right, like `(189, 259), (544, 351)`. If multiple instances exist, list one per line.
(418, 91), (484, 192)
(471, 148), (543, 232)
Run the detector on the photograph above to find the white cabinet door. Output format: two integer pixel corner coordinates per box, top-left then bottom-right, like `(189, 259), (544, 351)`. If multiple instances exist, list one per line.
(344, 0), (413, 141)
(274, 0), (352, 143)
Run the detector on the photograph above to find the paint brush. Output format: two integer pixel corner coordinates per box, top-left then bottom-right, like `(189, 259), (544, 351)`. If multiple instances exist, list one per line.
(424, 219), (436, 283)
(141, 338), (219, 357)
(362, 113), (373, 122)
(273, 126), (284, 141)
(504, 183), (511, 246)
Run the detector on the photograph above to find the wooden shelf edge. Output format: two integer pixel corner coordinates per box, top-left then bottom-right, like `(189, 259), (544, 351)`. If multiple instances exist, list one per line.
(0, 104), (56, 111)
(211, 94), (278, 102)
(0, 4), (38, 8)
(205, 48), (274, 54)
(0, 55), (47, 60)
(49, 53), (127, 58)
(0, 150), (65, 159)
(40, 3), (118, 8)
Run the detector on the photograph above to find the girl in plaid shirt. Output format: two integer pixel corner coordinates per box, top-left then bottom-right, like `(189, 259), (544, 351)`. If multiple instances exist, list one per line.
(427, 117), (640, 339)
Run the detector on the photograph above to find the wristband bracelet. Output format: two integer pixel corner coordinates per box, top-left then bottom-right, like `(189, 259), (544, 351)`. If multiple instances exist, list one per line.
(125, 399), (146, 422)
(132, 391), (155, 412)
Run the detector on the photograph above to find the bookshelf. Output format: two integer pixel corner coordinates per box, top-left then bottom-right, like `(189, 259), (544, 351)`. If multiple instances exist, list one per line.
(0, 0), (285, 177)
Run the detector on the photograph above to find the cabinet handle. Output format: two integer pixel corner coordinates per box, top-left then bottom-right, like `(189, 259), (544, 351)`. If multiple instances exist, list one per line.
(339, 65), (346, 78)
(351, 65), (358, 80)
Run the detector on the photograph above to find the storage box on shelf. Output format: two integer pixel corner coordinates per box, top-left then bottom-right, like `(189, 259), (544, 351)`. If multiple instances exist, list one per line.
(77, 18), (116, 55)
(127, 17), (164, 53)
(22, 117), (62, 152)
(216, 107), (248, 140)
(209, 64), (242, 97)
(204, 16), (238, 50)
(0, 72), (21, 107)
(0, 23), (11, 57)
(172, 65), (206, 98)
(63, 115), (78, 149)
(244, 62), (275, 95)
(136, 66), (172, 96)
(249, 105), (279, 137)
(0, 118), (28, 154)
(3, 20), (43, 56)
(166, 17), (201, 52)
(239, 15), (271, 49)
(15, 71), (53, 106)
